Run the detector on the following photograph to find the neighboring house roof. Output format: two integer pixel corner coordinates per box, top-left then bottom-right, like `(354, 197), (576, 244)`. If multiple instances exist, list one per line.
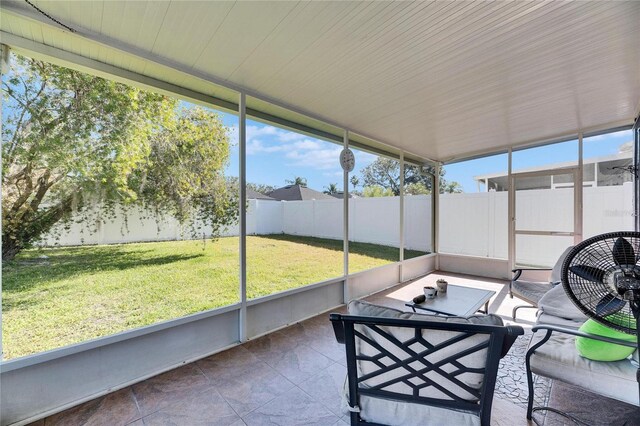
(267, 185), (335, 201)
(246, 188), (276, 200)
(470, 152), (633, 191)
(330, 191), (356, 199)
(473, 151), (633, 182)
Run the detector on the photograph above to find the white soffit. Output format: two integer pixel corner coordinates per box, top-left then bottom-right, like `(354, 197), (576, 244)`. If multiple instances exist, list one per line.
(1, 1), (639, 162)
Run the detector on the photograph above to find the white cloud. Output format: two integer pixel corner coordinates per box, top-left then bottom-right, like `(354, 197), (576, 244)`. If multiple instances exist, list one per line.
(291, 140), (322, 150)
(356, 151), (377, 167)
(231, 123), (381, 174)
(228, 126), (239, 146)
(285, 146), (342, 170)
(242, 124), (345, 172)
(586, 130), (632, 141)
(246, 139), (288, 155)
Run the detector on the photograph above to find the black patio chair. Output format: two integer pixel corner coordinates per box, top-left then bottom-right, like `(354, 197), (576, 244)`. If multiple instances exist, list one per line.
(330, 313), (524, 426)
(509, 246), (574, 320)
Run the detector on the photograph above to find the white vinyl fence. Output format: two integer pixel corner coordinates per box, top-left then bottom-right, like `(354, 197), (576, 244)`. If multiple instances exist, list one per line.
(439, 182), (635, 267)
(41, 183), (634, 266)
(41, 196), (434, 252)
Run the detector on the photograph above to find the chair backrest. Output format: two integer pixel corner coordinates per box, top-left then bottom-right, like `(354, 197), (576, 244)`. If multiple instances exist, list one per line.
(331, 313), (523, 426)
(550, 246), (574, 284)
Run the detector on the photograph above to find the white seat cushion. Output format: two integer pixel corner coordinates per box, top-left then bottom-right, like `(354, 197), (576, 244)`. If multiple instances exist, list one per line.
(529, 330), (639, 406)
(536, 312), (583, 329)
(549, 246), (574, 284)
(538, 285), (588, 322)
(358, 394), (480, 426)
(348, 299), (504, 326)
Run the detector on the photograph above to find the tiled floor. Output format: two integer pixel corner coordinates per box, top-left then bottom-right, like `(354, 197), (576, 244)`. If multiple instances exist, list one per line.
(33, 272), (543, 425)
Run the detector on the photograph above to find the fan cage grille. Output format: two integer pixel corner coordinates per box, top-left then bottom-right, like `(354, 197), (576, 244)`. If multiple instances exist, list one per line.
(561, 231), (639, 335)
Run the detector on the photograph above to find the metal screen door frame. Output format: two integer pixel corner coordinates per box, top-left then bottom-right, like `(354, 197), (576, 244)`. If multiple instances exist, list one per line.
(508, 166), (582, 269)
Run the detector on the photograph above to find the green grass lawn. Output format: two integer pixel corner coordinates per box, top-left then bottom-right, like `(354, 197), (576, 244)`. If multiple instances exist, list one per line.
(2, 235), (425, 359)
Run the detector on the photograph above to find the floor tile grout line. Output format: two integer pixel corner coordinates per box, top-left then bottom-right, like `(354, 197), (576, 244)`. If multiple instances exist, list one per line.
(242, 383), (340, 424)
(295, 380), (345, 419)
(129, 387), (144, 421)
(120, 387), (145, 425)
(131, 365), (215, 420)
(236, 379), (298, 420)
(293, 384), (342, 422)
(298, 359), (339, 386)
(193, 361), (214, 387)
(245, 333), (328, 372)
(209, 358), (297, 420)
(206, 384), (246, 422)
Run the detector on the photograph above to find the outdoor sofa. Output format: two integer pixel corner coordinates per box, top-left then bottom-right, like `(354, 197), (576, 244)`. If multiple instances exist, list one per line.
(525, 284), (640, 419)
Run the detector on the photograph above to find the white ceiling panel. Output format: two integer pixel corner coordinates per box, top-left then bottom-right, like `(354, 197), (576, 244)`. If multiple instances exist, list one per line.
(1, 0), (638, 162)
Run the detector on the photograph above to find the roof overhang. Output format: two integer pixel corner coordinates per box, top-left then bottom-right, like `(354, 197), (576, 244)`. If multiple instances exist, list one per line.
(1, 1), (639, 163)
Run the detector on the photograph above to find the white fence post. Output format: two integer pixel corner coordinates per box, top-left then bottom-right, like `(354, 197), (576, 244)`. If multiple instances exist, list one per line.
(487, 190), (495, 258)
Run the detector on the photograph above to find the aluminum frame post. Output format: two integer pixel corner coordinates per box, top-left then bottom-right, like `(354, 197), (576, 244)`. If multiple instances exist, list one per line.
(238, 92), (247, 342)
(399, 153), (405, 283)
(343, 130), (350, 302)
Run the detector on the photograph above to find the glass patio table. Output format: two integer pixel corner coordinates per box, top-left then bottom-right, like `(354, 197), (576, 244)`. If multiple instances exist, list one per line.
(405, 284), (495, 317)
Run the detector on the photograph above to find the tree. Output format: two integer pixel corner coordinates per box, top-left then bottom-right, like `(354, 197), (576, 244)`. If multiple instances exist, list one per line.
(404, 182), (431, 196)
(227, 179), (276, 196)
(440, 181), (463, 194)
(360, 157), (462, 195)
(360, 158), (402, 195)
(323, 183), (339, 195)
(1, 53), (237, 260)
(247, 183), (276, 195)
(362, 185), (394, 197)
(285, 176), (307, 187)
(350, 175), (359, 190)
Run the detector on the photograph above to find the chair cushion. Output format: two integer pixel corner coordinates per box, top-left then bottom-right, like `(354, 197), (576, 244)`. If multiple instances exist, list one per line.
(347, 299), (504, 326)
(538, 285), (588, 322)
(345, 300), (503, 423)
(358, 394), (480, 426)
(536, 313), (583, 329)
(511, 281), (553, 305)
(549, 246), (574, 284)
(529, 330), (639, 406)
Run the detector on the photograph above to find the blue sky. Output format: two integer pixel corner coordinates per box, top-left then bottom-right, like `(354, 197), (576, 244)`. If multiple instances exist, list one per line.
(440, 130), (633, 192)
(4, 65), (630, 195)
(221, 103), (634, 194)
(219, 112), (377, 192)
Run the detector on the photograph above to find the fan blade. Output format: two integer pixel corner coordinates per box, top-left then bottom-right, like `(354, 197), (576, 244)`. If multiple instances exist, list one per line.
(613, 237), (635, 265)
(595, 295), (626, 317)
(569, 265), (605, 283)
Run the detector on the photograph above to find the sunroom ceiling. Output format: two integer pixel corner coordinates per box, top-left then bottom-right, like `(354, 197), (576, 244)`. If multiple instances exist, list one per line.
(1, 1), (639, 162)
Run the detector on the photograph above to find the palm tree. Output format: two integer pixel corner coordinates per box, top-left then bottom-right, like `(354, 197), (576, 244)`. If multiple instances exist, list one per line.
(350, 175), (360, 190)
(285, 176), (307, 187)
(324, 183), (339, 194)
